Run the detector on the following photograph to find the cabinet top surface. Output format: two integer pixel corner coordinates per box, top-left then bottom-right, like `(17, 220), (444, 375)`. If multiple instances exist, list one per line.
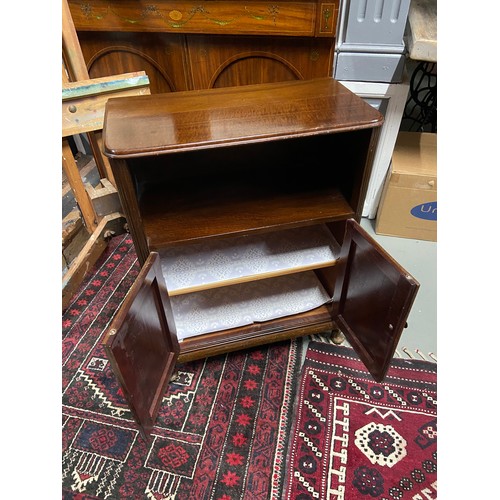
(103, 78), (383, 158)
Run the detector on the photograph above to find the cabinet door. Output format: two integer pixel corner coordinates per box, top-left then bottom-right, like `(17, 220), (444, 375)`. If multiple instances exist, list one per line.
(102, 252), (179, 440)
(333, 219), (419, 382)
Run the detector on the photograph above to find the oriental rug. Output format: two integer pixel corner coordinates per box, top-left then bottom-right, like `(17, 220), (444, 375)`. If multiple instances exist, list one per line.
(62, 234), (304, 499)
(283, 342), (437, 500)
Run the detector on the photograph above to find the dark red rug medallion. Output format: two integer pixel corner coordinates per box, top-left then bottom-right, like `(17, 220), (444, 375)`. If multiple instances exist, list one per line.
(283, 342), (437, 500)
(62, 235), (304, 499)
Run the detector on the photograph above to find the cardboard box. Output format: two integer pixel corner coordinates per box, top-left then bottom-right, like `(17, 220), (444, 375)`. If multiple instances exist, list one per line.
(375, 132), (437, 241)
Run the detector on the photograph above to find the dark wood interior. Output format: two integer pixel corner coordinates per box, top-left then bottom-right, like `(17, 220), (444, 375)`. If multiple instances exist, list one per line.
(126, 132), (369, 247)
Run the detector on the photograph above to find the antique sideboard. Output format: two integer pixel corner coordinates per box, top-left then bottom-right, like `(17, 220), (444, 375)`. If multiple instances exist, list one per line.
(68, 0), (340, 92)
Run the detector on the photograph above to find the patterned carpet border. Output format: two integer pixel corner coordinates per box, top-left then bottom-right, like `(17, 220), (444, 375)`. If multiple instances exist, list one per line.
(283, 341), (437, 500)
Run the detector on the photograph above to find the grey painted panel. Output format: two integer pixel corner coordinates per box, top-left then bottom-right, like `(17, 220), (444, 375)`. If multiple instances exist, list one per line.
(341, 0), (411, 47)
(334, 52), (406, 83)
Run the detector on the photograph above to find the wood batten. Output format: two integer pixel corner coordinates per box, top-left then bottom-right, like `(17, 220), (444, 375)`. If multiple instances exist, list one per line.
(62, 72), (151, 138)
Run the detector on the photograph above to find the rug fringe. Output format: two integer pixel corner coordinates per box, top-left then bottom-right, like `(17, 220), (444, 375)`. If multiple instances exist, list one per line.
(401, 347), (437, 363)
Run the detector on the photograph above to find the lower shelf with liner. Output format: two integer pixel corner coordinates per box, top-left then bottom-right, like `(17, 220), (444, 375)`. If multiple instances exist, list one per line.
(171, 270), (332, 340)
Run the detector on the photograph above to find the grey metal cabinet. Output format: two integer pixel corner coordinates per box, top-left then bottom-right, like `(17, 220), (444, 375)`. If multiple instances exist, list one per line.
(335, 0), (411, 83)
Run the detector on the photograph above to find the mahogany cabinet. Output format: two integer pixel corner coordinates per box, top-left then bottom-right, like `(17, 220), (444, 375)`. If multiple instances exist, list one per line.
(101, 77), (419, 438)
(68, 0), (339, 92)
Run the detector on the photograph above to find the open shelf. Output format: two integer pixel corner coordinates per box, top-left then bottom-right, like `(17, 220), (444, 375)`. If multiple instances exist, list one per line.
(127, 128), (367, 248)
(141, 184), (354, 247)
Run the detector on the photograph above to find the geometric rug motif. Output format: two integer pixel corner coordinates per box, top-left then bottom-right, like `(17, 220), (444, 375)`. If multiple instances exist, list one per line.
(62, 234), (304, 499)
(283, 342), (437, 500)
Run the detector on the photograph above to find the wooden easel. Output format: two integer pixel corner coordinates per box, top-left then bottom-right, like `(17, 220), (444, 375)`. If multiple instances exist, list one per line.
(62, 0), (150, 309)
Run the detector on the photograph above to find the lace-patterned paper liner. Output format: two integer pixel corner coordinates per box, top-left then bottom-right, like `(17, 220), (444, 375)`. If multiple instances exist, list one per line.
(170, 270), (331, 340)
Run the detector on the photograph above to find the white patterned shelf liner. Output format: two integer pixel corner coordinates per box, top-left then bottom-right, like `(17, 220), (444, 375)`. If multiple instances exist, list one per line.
(159, 224), (340, 295)
(170, 270), (331, 340)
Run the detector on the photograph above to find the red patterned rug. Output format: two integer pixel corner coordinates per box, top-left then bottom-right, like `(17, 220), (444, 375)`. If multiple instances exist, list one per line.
(283, 342), (437, 500)
(62, 234), (304, 499)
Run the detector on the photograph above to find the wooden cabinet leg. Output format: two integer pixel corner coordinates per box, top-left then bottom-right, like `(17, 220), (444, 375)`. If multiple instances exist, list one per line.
(331, 329), (345, 345)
